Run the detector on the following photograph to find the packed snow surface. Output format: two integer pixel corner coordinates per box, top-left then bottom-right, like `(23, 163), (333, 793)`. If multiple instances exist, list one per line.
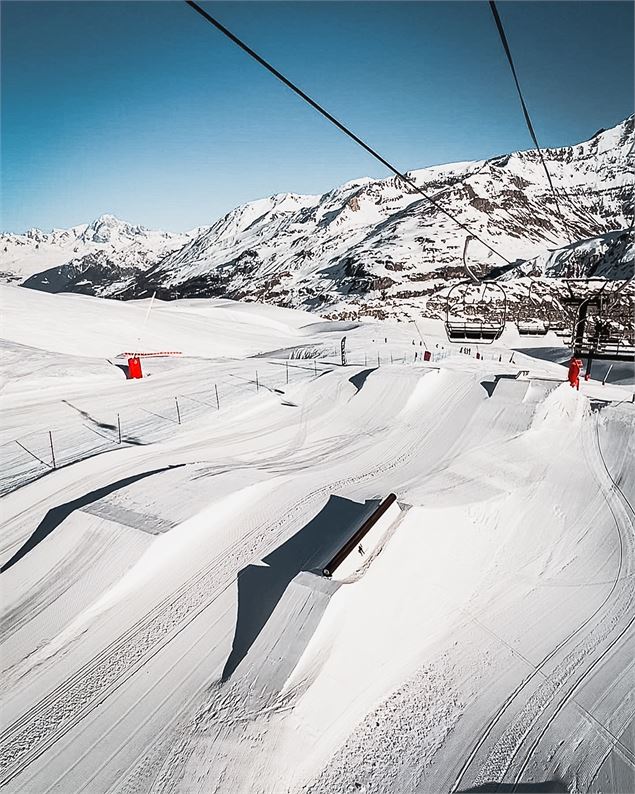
(0, 287), (633, 794)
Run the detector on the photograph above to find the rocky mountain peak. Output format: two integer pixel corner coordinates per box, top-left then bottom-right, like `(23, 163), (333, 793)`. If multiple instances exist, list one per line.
(5, 116), (634, 317)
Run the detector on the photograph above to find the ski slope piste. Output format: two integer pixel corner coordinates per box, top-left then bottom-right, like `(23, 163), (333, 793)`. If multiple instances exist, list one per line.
(0, 284), (633, 794)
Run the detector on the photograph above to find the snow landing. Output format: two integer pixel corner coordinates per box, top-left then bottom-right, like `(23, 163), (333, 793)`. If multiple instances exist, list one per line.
(0, 288), (633, 794)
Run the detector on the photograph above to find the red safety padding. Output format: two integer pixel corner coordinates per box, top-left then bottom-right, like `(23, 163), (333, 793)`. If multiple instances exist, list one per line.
(128, 356), (143, 379)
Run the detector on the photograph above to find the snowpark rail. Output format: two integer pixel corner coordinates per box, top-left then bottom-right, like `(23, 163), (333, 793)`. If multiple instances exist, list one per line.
(323, 493), (397, 577)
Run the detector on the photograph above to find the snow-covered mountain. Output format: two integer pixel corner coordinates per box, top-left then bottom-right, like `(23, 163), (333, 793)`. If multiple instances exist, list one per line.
(8, 117), (634, 316)
(122, 117), (633, 314)
(0, 214), (191, 285)
(21, 251), (143, 297)
(497, 229), (635, 281)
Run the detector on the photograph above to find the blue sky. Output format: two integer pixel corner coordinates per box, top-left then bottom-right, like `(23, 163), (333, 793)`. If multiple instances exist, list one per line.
(2, 1), (633, 233)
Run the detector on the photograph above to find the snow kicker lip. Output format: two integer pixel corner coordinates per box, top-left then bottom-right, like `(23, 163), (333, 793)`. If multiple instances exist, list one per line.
(222, 494), (380, 681)
(0, 464), (186, 574)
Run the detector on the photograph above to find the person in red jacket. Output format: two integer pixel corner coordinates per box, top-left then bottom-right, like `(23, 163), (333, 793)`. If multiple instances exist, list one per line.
(568, 357), (583, 390)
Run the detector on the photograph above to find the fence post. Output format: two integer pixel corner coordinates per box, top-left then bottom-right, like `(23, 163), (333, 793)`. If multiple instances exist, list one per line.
(286, 360), (289, 384)
(215, 384), (220, 410)
(313, 360), (317, 375)
(49, 431), (56, 469)
(175, 397), (181, 424)
(256, 371), (259, 391)
(117, 413), (122, 444)
(364, 352), (367, 366)
(377, 352), (380, 367)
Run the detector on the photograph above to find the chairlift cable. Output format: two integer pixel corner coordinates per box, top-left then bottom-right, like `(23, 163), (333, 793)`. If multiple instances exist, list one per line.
(488, 1), (573, 244)
(184, 0), (512, 265)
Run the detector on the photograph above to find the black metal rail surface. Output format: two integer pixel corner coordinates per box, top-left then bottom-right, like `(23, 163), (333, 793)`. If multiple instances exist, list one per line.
(323, 493), (397, 577)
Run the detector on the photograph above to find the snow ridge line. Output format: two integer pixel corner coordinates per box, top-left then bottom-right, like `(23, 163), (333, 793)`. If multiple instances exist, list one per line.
(450, 408), (634, 792)
(469, 412), (634, 788)
(0, 371), (464, 788)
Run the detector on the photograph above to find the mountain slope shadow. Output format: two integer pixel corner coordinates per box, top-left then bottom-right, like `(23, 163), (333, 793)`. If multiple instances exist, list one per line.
(222, 494), (380, 681)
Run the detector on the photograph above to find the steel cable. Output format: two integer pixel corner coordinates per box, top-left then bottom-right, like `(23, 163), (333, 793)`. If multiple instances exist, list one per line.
(184, 0), (512, 265)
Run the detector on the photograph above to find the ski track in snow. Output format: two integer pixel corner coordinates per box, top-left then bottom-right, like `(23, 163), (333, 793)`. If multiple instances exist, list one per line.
(0, 286), (633, 794)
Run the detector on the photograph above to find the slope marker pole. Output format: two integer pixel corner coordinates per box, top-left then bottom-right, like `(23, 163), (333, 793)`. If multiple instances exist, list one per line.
(49, 431), (57, 469)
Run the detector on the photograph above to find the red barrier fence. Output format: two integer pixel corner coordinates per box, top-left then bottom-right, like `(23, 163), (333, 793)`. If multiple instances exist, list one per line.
(119, 351), (182, 358)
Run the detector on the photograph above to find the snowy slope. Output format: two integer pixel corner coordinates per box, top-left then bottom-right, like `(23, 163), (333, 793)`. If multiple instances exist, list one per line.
(0, 284), (320, 358)
(121, 117), (633, 315)
(497, 228), (635, 280)
(0, 287), (633, 794)
(0, 214), (191, 284)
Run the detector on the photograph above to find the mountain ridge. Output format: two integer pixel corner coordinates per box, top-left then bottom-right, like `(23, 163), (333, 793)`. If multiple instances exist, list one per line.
(0, 214), (192, 283)
(4, 116), (633, 319)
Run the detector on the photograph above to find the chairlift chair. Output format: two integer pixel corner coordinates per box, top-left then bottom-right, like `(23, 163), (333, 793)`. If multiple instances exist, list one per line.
(517, 319), (550, 335)
(568, 279), (635, 362)
(444, 280), (507, 344)
(515, 280), (550, 336)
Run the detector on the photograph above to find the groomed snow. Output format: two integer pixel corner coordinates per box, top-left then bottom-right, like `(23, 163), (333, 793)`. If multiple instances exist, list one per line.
(0, 288), (633, 794)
